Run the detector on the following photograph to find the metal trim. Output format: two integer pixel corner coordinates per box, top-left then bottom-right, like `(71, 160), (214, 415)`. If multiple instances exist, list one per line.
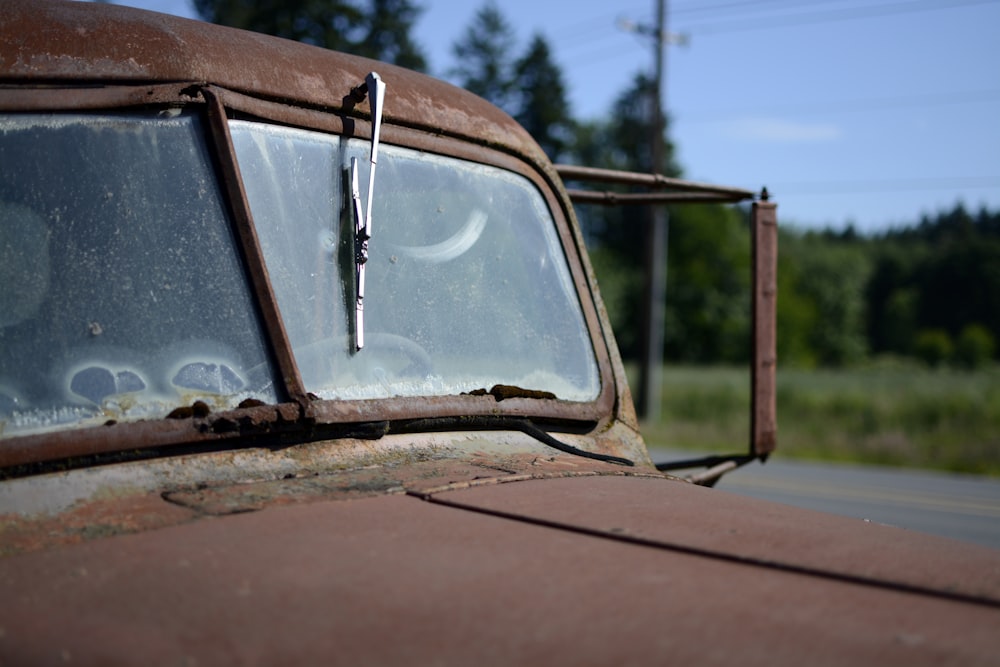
(0, 84), (620, 467)
(555, 164), (756, 199)
(202, 87), (310, 406)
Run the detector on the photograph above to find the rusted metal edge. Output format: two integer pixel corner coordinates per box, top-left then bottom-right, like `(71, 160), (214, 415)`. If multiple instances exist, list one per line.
(751, 200), (778, 457)
(0, 82), (204, 111)
(555, 164), (756, 199)
(0, 396), (609, 474)
(202, 87), (310, 407)
(0, 402), (304, 473)
(207, 87), (618, 426)
(0, 83), (621, 472)
(565, 189), (751, 205)
(210, 86), (617, 424)
(307, 397), (604, 430)
(0, 81), (617, 427)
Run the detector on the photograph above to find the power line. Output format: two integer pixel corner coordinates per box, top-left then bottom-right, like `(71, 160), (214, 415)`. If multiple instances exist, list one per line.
(675, 0), (999, 34)
(551, 0), (997, 46)
(676, 89), (1000, 121)
(671, 0), (867, 19)
(772, 176), (999, 195)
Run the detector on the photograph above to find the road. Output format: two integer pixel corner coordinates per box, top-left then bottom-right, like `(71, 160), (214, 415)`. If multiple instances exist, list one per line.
(649, 448), (1000, 551)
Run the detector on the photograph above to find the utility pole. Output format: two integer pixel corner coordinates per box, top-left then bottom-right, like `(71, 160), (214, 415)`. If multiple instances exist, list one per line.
(619, 0), (687, 421)
(637, 0), (667, 422)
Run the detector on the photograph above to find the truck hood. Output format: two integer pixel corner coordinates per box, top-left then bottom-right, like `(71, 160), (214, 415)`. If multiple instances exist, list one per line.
(1, 468), (999, 665)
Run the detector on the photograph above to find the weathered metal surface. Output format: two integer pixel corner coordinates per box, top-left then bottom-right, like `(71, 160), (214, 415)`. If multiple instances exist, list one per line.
(0, 82), (204, 111)
(202, 88), (309, 405)
(565, 188), (751, 204)
(2, 4), (997, 664)
(0, 0), (545, 168)
(0, 491), (199, 558)
(1, 488), (999, 665)
(752, 200), (779, 456)
(0, 1), (629, 468)
(0, 402), (304, 470)
(555, 164), (756, 199)
(429, 475), (1000, 606)
(0, 438), (654, 556)
(558, 163), (777, 462)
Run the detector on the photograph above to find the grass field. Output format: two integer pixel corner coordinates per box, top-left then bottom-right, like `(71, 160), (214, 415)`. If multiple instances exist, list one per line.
(634, 363), (1000, 476)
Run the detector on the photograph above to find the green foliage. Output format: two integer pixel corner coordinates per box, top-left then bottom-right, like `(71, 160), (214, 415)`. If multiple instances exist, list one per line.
(448, 1), (517, 111)
(913, 329), (953, 367)
(769, 203), (1000, 369)
(917, 238), (1000, 342)
(359, 0), (428, 71)
(865, 204), (1000, 366)
(641, 364), (1000, 476)
(955, 324), (996, 369)
(449, 4), (575, 163)
(512, 34), (575, 161)
(663, 204), (751, 363)
(192, 0), (427, 70)
(587, 247), (644, 356)
(566, 75), (682, 361)
(777, 230), (871, 367)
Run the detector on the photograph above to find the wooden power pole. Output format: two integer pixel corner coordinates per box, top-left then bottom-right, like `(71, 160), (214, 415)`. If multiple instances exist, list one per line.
(637, 0), (667, 421)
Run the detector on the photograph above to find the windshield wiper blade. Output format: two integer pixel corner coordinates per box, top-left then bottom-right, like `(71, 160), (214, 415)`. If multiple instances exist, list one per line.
(395, 416), (635, 467)
(354, 71), (386, 351)
(351, 158), (367, 350)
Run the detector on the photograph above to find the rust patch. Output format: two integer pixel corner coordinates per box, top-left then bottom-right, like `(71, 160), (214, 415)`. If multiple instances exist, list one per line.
(166, 400), (212, 420)
(0, 493), (197, 557)
(160, 459), (508, 516)
(464, 385), (558, 401)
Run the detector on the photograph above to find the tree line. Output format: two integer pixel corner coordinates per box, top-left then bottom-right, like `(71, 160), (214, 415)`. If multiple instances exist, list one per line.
(194, 0), (999, 369)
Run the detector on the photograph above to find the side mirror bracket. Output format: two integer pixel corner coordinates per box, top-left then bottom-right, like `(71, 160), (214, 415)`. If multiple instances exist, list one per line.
(751, 195), (778, 460)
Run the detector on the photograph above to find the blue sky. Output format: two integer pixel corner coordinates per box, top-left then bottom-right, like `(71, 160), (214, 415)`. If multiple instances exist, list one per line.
(113, 0), (1000, 232)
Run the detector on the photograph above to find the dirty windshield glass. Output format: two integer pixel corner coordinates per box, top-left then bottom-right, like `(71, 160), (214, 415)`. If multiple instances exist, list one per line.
(231, 122), (599, 401)
(0, 112), (279, 438)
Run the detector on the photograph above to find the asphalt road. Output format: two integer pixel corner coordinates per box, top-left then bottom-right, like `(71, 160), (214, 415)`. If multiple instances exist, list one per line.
(649, 448), (1000, 551)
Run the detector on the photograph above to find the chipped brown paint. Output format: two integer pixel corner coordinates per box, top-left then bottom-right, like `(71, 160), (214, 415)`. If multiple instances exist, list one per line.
(3, 4), (999, 664)
(1, 443), (655, 556)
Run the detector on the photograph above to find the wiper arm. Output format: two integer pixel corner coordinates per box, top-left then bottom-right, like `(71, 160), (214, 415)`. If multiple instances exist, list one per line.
(351, 158), (367, 350)
(354, 71), (386, 351)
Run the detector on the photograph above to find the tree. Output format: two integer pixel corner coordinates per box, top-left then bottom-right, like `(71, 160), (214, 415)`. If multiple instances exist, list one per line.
(570, 73), (680, 258)
(954, 324), (995, 369)
(570, 75), (764, 365)
(356, 0), (427, 72)
(917, 238), (1000, 346)
(781, 231), (871, 367)
(449, 7), (575, 161)
(663, 204), (751, 363)
(914, 329), (953, 367)
(448, 1), (517, 112)
(192, 0), (428, 70)
(511, 34), (575, 161)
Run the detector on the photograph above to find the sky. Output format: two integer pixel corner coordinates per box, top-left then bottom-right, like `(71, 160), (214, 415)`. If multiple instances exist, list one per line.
(109, 0), (1000, 232)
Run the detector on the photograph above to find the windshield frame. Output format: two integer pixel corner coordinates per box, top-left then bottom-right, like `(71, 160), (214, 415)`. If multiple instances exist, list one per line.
(0, 82), (616, 470)
(212, 86), (615, 424)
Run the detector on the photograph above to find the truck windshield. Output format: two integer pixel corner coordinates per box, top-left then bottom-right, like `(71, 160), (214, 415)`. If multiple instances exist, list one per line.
(230, 121), (600, 402)
(0, 112), (279, 438)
